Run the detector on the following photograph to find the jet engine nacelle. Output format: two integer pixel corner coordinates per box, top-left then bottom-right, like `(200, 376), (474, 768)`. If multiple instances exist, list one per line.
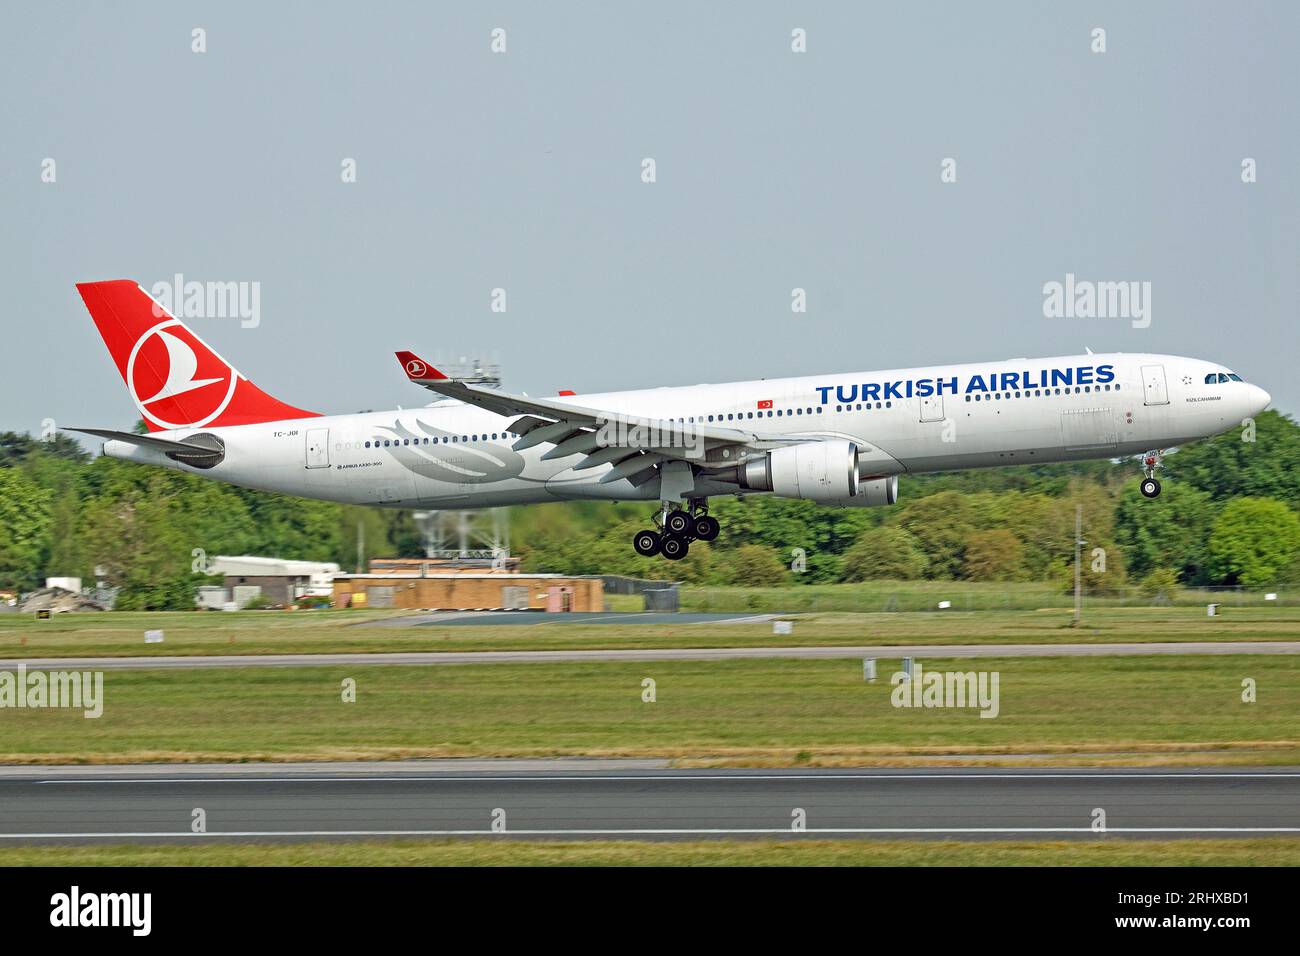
(740, 440), (860, 502)
(821, 474), (899, 508)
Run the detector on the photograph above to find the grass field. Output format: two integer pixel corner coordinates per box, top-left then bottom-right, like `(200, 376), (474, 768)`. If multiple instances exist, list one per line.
(0, 655), (1295, 765)
(682, 581), (1297, 613)
(3, 838), (1297, 866)
(0, 605), (1297, 659)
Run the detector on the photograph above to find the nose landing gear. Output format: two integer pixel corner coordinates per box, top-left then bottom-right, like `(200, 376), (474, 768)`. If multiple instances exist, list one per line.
(631, 499), (717, 560)
(1139, 450), (1165, 498)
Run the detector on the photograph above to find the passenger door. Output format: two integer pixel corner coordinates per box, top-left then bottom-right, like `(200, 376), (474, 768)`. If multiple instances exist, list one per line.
(305, 428), (330, 469)
(1140, 365), (1169, 406)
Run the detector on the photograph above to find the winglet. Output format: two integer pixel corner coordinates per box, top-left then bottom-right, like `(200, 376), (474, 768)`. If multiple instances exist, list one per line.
(395, 351), (449, 382)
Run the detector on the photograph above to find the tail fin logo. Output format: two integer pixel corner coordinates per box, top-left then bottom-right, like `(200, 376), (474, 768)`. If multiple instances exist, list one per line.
(404, 359), (428, 377)
(127, 320), (237, 429)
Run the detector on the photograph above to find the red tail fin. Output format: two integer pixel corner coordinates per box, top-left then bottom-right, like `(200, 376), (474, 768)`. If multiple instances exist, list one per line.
(77, 280), (318, 432)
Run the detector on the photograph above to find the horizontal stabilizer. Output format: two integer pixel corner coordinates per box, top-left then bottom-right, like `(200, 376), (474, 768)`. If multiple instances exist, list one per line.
(68, 427), (224, 459)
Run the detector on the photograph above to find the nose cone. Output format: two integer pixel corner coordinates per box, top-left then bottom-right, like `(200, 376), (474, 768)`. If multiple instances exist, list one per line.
(1249, 384), (1271, 416)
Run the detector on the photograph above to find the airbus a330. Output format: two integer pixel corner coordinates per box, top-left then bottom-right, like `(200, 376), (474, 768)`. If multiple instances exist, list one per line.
(72, 280), (1271, 560)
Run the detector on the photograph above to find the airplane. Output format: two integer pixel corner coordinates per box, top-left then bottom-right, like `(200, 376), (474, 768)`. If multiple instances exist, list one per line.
(72, 279), (1272, 561)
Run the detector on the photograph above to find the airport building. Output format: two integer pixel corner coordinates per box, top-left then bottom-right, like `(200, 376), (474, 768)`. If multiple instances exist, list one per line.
(331, 567), (603, 611)
(197, 555), (341, 609)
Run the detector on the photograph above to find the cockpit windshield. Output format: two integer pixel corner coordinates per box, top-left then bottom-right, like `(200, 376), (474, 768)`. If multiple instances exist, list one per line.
(1204, 372), (1243, 384)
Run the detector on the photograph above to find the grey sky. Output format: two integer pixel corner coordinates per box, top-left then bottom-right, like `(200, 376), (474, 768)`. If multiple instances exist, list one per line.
(3, 2), (1297, 440)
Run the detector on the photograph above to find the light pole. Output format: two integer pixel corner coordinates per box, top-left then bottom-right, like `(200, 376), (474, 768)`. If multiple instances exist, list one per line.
(1072, 504), (1084, 627)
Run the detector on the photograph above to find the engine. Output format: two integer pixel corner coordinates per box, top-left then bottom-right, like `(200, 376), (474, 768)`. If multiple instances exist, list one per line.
(738, 440), (860, 502)
(822, 474), (899, 508)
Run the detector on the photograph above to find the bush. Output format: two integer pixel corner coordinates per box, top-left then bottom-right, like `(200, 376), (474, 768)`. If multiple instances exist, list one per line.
(1139, 568), (1182, 598)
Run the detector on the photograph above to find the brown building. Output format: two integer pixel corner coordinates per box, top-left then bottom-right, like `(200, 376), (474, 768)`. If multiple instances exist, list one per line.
(333, 571), (602, 612)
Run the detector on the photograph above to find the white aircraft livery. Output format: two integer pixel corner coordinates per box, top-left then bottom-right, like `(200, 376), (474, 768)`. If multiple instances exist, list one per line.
(74, 280), (1272, 560)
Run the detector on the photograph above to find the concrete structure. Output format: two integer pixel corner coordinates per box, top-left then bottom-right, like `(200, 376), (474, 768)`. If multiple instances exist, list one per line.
(332, 572), (602, 611)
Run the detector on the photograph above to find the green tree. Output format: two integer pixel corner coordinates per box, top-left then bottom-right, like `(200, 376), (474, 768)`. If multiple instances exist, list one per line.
(720, 543), (788, 587)
(1114, 481), (1217, 584)
(1165, 410), (1300, 507)
(962, 529), (1026, 581)
(0, 468), (54, 590)
(1207, 497), (1300, 586)
(841, 526), (929, 581)
(894, 491), (972, 579)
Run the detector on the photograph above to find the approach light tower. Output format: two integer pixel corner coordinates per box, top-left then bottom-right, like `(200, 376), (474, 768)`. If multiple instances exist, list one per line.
(411, 355), (511, 562)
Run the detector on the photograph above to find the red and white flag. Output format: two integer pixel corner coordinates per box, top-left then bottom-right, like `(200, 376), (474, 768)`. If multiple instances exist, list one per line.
(757, 399), (773, 409)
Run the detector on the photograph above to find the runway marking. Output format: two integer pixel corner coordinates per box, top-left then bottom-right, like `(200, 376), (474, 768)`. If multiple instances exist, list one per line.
(31, 771), (1300, 785)
(2, 827), (1299, 838)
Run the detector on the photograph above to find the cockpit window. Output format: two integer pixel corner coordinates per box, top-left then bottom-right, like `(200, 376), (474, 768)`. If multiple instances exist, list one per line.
(1218, 373), (1230, 383)
(1204, 373), (1218, 384)
(1205, 371), (1244, 385)
(1228, 373), (1242, 381)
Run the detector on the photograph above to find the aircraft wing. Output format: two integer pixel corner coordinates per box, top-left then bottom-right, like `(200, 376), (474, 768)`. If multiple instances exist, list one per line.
(394, 351), (798, 486)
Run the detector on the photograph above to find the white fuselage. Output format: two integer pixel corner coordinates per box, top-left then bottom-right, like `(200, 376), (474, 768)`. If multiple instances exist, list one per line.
(105, 352), (1269, 508)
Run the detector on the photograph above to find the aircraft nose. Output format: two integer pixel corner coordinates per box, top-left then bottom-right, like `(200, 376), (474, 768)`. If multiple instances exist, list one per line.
(1249, 384), (1271, 415)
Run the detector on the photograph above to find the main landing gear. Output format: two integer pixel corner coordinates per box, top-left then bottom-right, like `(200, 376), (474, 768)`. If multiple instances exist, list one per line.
(1140, 450), (1164, 498)
(632, 499), (719, 561)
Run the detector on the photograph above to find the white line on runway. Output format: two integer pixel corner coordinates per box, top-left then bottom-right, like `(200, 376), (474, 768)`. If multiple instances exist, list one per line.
(2, 827), (1299, 838)
(32, 771), (1300, 785)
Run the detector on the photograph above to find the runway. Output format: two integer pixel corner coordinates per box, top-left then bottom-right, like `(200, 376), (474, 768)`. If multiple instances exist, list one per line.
(0, 763), (1296, 842)
(4, 641), (1298, 671)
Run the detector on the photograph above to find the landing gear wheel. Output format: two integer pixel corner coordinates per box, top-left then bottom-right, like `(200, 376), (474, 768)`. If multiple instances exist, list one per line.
(1140, 478), (1162, 499)
(660, 536), (690, 561)
(664, 510), (693, 537)
(633, 530), (662, 556)
(692, 515), (720, 541)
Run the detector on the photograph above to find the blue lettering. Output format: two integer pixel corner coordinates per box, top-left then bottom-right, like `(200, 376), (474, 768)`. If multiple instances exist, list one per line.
(1096, 363), (1115, 383)
(836, 384), (858, 404)
(966, 375), (988, 393)
(815, 386), (834, 405)
(884, 381), (903, 400)
(863, 383), (881, 401)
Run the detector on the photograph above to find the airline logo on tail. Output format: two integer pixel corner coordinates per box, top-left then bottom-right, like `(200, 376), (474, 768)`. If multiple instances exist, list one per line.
(127, 320), (237, 429)
(78, 280), (318, 433)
